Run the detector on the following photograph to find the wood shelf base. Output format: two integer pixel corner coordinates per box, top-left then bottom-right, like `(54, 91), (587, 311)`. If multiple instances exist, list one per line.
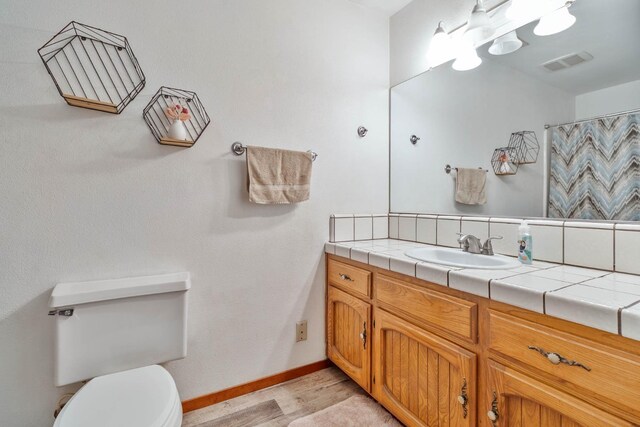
(63, 95), (118, 114)
(159, 137), (195, 148)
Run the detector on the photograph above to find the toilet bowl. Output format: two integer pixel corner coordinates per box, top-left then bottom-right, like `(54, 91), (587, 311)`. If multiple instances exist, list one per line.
(53, 365), (182, 427)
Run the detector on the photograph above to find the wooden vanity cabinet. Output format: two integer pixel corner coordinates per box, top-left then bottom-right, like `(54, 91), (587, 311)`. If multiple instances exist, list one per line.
(372, 309), (476, 427)
(326, 285), (371, 391)
(325, 255), (640, 426)
(486, 360), (633, 427)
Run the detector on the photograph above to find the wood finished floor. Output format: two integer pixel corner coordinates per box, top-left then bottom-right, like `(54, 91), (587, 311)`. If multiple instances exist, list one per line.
(181, 367), (368, 427)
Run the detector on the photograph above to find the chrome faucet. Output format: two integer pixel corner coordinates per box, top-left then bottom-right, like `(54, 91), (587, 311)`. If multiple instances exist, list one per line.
(457, 234), (503, 256)
(457, 233), (482, 254)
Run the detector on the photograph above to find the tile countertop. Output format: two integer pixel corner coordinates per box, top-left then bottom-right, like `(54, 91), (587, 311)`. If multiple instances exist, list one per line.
(325, 239), (640, 341)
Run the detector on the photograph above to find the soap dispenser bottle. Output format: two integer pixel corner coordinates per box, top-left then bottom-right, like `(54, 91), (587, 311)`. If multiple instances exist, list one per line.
(518, 220), (533, 265)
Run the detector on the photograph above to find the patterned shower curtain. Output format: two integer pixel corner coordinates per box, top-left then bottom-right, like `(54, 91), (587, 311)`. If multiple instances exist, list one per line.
(548, 112), (640, 221)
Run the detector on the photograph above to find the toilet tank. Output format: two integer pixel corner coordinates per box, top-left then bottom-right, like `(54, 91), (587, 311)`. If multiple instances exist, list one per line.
(49, 272), (190, 386)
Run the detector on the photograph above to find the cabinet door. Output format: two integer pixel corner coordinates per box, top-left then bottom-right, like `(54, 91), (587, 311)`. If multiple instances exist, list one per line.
(373, 309), (476, 427)
(327, 285), (371, 391)
(486, 360), (634, 427)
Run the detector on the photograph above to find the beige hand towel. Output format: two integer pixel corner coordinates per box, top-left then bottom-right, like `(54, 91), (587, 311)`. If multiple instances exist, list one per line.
(246, 146), (313, 204)
(455, 168), (487, 205)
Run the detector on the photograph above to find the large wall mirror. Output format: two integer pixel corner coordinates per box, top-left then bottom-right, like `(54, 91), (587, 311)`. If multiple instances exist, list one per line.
(390, 0), (640, 220)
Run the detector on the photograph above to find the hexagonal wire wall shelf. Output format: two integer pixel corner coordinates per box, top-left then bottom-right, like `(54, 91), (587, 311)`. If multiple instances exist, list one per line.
(508, 131), (540, 165)
(38, 21), (145, 114)
(491, 146), (519, 176)
(143, 87), (211, 148)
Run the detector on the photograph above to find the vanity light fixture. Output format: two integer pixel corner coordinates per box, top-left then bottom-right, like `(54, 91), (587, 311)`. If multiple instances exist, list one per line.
(427, 21), (453, 67)
(464, 0), (495, 43)
(534, 2), (576, 36)
(506, 0), (541, 21)
(452, 39), (482, 71)
(488, 30), (523, 55)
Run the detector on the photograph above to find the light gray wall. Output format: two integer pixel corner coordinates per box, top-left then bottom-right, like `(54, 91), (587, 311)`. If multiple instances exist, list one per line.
(0, 1), (390, 425)
(390, 58), (575, 217)
(575, 79), (640, 120)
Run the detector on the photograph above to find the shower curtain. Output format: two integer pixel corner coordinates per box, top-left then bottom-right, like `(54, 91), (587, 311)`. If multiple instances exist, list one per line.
(548, 112), (640, 221)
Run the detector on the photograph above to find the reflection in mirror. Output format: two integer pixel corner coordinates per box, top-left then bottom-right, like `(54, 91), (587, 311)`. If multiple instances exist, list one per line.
(390, 0), (640, 221)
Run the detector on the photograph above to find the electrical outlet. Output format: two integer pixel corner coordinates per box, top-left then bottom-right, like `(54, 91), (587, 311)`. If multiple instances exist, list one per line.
(296, 320), (307, 342)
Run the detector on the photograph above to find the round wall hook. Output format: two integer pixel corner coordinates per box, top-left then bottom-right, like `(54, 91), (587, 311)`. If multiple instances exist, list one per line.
(410, 135), (421, 145)
(231, 142), (246, 155)
(357, 126), (368, 137)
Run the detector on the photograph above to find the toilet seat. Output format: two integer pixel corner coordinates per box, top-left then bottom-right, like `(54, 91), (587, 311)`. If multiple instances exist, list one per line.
(53, 365), (182, 427)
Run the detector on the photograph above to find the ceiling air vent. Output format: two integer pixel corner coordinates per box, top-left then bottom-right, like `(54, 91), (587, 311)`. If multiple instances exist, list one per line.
(542, 51), (594, 72)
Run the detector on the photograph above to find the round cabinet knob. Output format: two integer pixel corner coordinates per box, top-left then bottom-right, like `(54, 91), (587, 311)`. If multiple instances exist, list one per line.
(457, 395), (467, 405)
(359, 332), (365, 340)
(547, 352), (561, 365)
(487, 410), (498, 422)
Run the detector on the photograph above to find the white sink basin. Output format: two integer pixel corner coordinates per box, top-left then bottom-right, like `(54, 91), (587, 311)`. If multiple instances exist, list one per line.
(405, 247), (521, 270)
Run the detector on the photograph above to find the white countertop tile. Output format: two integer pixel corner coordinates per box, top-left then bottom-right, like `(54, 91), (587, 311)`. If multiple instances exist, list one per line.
(605, 272), (640, 285)
(545, 285), (640, 334)
(530, 260), (561, 269)
(621, 303), (640, 340)
(415, 262), (451, 287)
(390, 256), (418, 277)
(528, 267), (600, 283)
(369, 252), (391, 269)
(580, 277), (640, 296)
(449, 267), (532, 298)
(491, 275), (570, 313)
(334, 243), (352, 258)
(350, 247), (370, 264)
(547, 265), (611, 278)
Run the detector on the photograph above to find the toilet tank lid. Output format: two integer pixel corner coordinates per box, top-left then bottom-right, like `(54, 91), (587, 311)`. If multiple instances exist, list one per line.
(49, 272), (191, 308)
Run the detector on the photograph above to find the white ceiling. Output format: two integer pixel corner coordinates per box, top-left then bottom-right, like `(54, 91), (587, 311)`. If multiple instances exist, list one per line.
(348, 0), (414, 16)
(479, 0), (640, 95)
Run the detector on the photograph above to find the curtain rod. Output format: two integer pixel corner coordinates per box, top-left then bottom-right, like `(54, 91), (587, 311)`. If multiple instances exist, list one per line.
(545, 107), (640, 129)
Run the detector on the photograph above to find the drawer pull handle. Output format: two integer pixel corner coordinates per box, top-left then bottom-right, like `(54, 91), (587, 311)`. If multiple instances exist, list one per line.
(339, 273), (354, 282)
(528, 346), (591, 372)
(487, 391), (499, 426)
(359, 322), (367, 349)
(458, 378), (468, 419)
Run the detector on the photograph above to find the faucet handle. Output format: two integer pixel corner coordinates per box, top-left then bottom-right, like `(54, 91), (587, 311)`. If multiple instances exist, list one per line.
(482, 236), (503, 255)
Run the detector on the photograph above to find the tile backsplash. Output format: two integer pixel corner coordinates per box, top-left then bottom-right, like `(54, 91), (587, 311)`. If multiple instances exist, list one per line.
(329, 213), (640, 275)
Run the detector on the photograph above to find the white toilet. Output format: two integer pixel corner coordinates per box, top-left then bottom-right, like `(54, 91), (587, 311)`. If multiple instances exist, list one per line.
(48, 272), (191, 427)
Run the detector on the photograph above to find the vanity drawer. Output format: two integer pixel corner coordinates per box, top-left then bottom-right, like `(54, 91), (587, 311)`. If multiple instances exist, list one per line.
(376, 274), (477, 341)
(328, 259), (371, 298)
(489, 310), (640, 417)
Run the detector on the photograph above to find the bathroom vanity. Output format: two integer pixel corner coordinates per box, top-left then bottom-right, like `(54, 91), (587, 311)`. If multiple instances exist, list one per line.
(325, 247), (640, 427)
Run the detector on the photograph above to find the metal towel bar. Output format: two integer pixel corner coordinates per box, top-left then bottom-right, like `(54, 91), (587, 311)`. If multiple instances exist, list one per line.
(445, 164), (488, 174)
(231, 142), (317, 161)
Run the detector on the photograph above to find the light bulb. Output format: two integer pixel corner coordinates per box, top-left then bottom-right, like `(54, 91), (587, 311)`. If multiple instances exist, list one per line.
(452, 40), (482, 71)
(534, 4), (576, 36)
(464, 0), (495, 43)
(488, 30), (523, 55)
(427, 22), (453, 67)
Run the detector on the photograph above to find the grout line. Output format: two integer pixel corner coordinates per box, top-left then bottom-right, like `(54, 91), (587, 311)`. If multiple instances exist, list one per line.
(613, 223), (617, 271)
(352, 217), (355, 242)
(543, 290), (546, 313)
(561, 220), (566, 264)
(371, 216), (374, 240)
(618, 308), (623, 335)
